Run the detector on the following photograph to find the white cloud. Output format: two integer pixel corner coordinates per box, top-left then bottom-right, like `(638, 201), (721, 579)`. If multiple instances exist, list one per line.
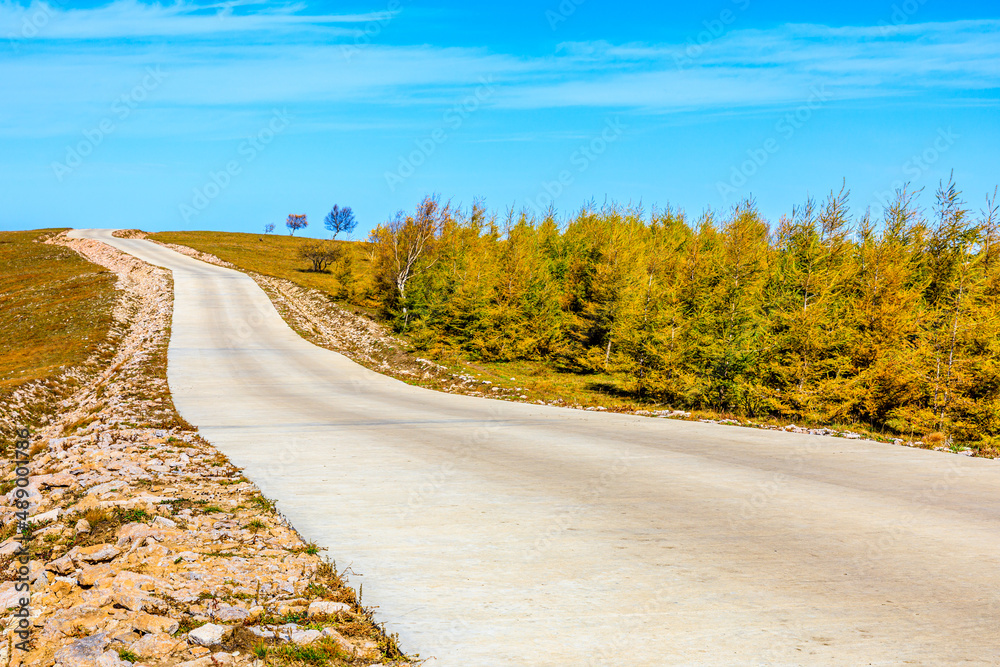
(0, 0), (392, 39)
(1, 4), (998, 139)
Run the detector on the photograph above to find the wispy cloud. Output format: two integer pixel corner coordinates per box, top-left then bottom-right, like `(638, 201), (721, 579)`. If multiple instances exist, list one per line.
(1, 2), (998, 139)
(512, 20), (1000, 110)
(0, 0), (393, 39)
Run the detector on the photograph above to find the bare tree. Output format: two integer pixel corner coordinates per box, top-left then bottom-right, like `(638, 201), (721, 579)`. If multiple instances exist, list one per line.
(298, 239), (339, 272)
(264, 222), (275, 234)
(369, 196), (447, 326)
(286, 214), (308, 235)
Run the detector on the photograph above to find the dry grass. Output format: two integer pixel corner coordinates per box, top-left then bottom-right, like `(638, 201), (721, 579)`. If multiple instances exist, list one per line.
(151, 231), (371, 307)
(0, 229), (116, 397)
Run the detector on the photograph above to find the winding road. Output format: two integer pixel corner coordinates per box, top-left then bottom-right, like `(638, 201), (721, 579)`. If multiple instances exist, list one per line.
(71, 229), (1000, 665)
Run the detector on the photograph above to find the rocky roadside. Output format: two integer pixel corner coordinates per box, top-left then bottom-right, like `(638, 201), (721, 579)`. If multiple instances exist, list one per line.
(1, 233), (411, 667)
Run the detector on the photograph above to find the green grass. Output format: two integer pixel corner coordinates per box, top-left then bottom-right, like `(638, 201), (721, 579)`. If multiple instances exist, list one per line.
(117, 649), (141, 663)
(0, 229), (116, 396)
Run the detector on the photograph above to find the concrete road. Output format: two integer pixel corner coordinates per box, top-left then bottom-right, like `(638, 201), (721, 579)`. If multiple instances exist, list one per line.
(70, 229), (1000, 665)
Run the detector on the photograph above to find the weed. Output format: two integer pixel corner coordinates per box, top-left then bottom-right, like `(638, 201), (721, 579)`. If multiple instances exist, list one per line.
(117, 649), (140, 662)
(250, 495), (276, 512)
(118, 508), (151, 524)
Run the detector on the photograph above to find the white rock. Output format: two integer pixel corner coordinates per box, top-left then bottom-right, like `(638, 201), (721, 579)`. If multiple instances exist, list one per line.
(215, 606), (249, 622)
(87, 481), (127, 496)
(187, 623), (230, 647)
(0, 542), (22, 558)
(0, 582), (27, 610)
(152, 516), (177, 528)
(307, 600), (350, 617)
(95, 651), (132, 667)
(290, 629), (322, 645)
(31, 508), (60, 523)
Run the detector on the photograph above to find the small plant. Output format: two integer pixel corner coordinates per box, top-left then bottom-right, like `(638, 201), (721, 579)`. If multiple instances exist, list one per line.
(83, 507), (110, 526)
(924, 432), (946, 445)
(117, 649), (140, 663)
(246, 519), (267, 532)
(118, 508), (151, 523)
(251, 495), (276, 512)
(203, 505), (223, 513)
(293, 541), (323, 555)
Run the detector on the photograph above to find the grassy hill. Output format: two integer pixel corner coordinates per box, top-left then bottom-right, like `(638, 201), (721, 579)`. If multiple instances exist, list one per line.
(152, 230), (369, 303)
(0, 229), (116, 397)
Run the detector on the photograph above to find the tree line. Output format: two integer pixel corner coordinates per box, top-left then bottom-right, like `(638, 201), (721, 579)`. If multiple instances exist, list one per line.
(360, 179), (1000, 445)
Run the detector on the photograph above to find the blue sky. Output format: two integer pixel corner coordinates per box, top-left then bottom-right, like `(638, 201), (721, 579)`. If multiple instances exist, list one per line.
(1, 0), (998, 237)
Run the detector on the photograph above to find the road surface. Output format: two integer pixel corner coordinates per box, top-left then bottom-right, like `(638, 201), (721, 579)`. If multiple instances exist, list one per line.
(70, 229), (1000, 665)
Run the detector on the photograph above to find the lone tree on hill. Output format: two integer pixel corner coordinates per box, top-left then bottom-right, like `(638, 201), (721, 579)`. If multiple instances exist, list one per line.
(286, 214), (308, 235)
(324, 205), (358, 239)
(298, 239), (340, 272)
(263, 222), (275, 234)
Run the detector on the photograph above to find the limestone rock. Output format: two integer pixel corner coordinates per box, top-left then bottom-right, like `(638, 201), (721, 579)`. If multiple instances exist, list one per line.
(53, 633), (110, 667)
(187, 623), (231, 647)
(78, 563), (115, 587)
(307, 599), (350, 617)
(0, 582), (27, 610)
(290, 628), (322, 645)
(95, 650), (132, 667)
(75, 543), (121, 564)
(132, 612), (179, 635)
(128, 632), (185, 657)
(34, 472), (76, 488)
(47, 553), (76, 575)
(31, 507), (60, 523)
(0, 541), (22, 558)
